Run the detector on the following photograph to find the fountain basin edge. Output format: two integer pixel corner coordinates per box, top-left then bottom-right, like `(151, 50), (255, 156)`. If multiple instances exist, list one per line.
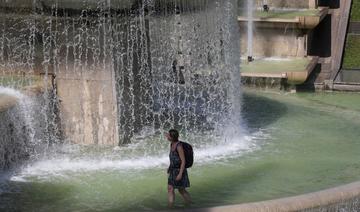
(190, 181), (360, 212)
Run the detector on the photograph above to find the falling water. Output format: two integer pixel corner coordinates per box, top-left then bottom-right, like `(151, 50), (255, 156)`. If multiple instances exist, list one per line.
(0, 87), (42, 170)
(247, 0), (254, 60)
(0, 0), (244, 169)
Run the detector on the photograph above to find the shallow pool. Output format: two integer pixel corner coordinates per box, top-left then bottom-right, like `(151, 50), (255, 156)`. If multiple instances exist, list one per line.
(1, 89), (360, 211)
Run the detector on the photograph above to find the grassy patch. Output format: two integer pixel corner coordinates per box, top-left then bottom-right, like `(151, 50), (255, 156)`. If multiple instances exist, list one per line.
(351, 0), (360, 21)
(342, 35), (360, 69)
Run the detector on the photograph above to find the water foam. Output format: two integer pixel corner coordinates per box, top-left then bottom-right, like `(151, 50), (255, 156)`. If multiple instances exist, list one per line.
(0, 86), (24, 99)
(10, 130), (268, 181)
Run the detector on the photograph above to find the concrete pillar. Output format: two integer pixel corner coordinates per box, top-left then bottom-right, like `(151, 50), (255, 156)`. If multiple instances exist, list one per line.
(56, 70), (119, 146)
(309, 0), (318, 9)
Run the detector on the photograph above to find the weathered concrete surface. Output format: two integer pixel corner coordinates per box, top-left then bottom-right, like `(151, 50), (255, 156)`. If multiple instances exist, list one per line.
(239, 26), (306, 57)
(238, 7), (328, 58)
(56, 69), (118, 146)
(191, 181), (360, 212)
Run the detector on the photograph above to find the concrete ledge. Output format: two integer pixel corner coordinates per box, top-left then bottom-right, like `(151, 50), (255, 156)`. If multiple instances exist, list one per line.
(241, 57), (318, 85)
(192, 181), (360, 212)
(332, 83), (360, 92)
(241, 72), (286, 78)
(287, 56), (319, 84)
(238, 7), (329, 29)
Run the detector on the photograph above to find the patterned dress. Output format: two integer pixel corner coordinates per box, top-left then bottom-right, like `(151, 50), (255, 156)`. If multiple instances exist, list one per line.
(168, 142), (190, 189)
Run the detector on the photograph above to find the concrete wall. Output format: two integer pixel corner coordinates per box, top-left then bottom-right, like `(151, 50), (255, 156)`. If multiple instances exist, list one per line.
(0, 10), (120, 145)
(56, 70), (118, 146)
(240, 26), (307, 58)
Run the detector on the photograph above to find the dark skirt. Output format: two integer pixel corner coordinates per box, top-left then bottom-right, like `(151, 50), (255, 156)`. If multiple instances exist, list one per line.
(168, 168), (190, 189)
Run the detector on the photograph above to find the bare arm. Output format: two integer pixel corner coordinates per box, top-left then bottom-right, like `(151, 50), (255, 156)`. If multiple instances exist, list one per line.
(176, 144), (186, 181)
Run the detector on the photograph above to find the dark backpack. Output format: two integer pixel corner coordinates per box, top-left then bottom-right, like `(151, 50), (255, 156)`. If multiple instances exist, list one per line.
(178, 141), (193, 168)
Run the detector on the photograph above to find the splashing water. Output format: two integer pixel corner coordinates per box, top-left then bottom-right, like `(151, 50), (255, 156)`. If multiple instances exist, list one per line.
(0, 87), (36, 170)
(10, 129), (268, 181)
(0, 0), (253, 183)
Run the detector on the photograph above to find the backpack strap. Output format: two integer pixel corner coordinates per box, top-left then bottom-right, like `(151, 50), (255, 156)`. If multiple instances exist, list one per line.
(171, 141), (181, 152)
(175, 141), (182, 152)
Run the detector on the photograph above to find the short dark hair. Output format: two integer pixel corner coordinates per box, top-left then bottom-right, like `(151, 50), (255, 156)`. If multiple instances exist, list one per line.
(168, 129), (179, 141)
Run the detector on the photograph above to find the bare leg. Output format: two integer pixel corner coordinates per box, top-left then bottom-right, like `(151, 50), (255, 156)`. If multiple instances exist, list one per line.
(168, 185), (175, 208)
(178, 188), (192, 205)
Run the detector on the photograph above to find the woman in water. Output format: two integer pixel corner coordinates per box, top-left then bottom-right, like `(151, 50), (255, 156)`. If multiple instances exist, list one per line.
(166, 129), (192, 207)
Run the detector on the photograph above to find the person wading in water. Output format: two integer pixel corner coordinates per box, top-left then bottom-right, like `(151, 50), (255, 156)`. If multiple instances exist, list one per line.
(166, 129), (192, 207)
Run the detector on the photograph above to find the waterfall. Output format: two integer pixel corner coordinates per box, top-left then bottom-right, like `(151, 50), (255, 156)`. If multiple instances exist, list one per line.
(0, 0), (242, 147)
(247, 0), (254, 61)
(0, 87), (37, 170)
(115, 0), (242, 143)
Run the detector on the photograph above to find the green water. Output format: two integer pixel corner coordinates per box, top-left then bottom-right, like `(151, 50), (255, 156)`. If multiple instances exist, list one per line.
(2, 90), (360, 211)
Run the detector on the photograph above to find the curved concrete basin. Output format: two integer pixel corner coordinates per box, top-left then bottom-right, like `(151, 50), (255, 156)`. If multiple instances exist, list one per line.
(192, 181), (360, 212)
(0, 94), (17, 112)
(286, 56), (318, 84)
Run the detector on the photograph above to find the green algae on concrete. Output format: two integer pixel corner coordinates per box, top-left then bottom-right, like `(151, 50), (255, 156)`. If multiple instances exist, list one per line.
(241, 58), (309, 73)
(239, 9), (319, 19)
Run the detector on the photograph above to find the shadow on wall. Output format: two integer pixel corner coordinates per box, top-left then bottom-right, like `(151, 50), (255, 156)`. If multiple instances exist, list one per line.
(296, 64), (322, 92)
(318, 0), (340, 9)
(241, 93), (288, 133)
(308, 15), (332, 57)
